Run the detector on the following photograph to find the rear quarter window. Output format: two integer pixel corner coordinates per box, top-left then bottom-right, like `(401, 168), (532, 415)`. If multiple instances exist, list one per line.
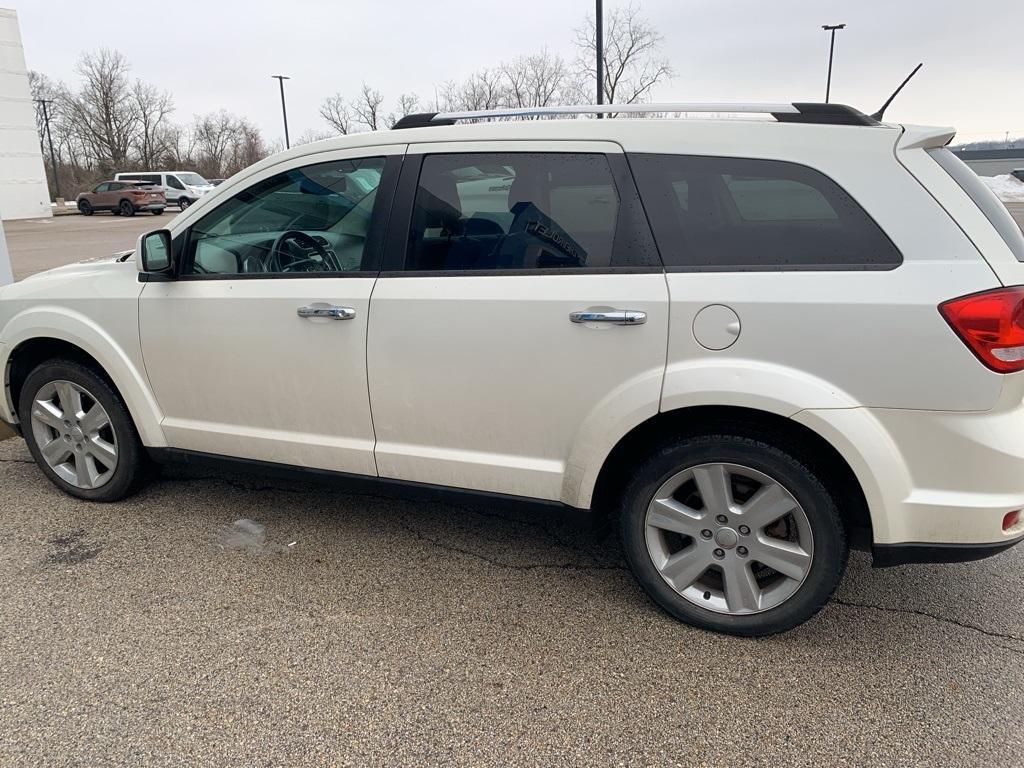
(928, 148), (1024, 262)
(629, 153), (902, 270)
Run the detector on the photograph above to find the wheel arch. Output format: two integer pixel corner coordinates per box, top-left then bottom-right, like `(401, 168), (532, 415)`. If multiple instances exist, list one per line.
(3, 330), (166, 448)
(589, 405), (874, 549)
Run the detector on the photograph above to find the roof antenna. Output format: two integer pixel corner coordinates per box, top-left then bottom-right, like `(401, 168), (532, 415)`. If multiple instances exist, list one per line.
(871, 63), (923, 121)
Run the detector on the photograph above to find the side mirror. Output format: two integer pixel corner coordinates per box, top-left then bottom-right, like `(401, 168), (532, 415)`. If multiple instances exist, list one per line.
(136, 229), (174, 277)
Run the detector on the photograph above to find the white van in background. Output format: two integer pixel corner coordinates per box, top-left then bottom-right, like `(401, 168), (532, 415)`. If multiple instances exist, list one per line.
(113, 171), (214, 209)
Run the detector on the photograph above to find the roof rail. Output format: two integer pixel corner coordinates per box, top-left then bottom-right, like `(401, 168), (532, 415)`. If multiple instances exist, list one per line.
(391, 102), (880, 130)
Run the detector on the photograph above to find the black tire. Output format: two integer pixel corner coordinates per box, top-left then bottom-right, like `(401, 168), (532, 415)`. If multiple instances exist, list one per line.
(119, 199), (136, 217)
(619, 434), (847, 636)
(78, 201), (93, 216)
(178, 197), (190, 210)
(18, 359), (150, 502)
(151, 209), (164, 216)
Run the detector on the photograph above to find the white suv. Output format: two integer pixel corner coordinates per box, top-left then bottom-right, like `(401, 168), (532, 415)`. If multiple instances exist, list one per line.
(4, 103), (1024, 636)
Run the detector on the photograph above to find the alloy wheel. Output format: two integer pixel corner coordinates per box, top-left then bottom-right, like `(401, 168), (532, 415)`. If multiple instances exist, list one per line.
(644, 462), (813, 615)
(29, 380), (118, 489)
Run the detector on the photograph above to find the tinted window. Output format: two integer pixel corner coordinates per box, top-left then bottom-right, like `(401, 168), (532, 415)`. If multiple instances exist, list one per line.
(167, 175), (185, 190)
(94, 183), (109, 193)
(184, 157), (385, 276)
(109, 182), (124, 191)
(630, 154), (901, 270)
(405, 152), (656, 271)
(929, 148), (1024, 262)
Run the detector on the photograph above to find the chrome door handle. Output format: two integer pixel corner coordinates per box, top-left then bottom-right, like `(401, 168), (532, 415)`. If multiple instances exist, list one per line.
(569, 309), (647, 325)
(297, 305), (356, 320)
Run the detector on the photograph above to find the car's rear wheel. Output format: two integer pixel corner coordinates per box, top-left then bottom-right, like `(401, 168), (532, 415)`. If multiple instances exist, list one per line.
(119, 199), (135, 217)
(151, 209), (163, 216)
(77, 200), (93, 216)
(619, 434), (847, 636)
(18, 360), (150, 502)
(178, 197), (190, 210)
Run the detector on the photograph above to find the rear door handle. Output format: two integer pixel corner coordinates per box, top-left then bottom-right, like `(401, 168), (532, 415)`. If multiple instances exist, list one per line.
(569, 310), (647, 325)
(297, 305), (356, 320)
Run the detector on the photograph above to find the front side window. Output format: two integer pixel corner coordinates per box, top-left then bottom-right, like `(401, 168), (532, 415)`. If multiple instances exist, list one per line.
(166, 175), (185, 190)
(630, 154), (902, 270)
(94, 183), (109, 193)
(183, 157), (386, 276)
(405, 152), (654, 271)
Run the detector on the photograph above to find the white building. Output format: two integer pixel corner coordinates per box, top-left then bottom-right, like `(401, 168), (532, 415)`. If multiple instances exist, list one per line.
(0, 7), (50, 221)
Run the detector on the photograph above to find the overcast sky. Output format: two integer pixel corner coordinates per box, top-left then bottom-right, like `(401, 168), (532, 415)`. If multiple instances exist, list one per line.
(10, 0), (1024, 145)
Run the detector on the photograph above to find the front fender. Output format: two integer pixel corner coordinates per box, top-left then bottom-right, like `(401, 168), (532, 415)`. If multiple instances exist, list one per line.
(0, 306), (167, 447)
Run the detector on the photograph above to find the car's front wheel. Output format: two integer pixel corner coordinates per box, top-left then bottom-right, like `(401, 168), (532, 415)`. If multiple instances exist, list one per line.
(619, 433), (847, 636)
(77, 200), (93, 216)
(178, 197), (190, 210)
(18, 360), (150, 502)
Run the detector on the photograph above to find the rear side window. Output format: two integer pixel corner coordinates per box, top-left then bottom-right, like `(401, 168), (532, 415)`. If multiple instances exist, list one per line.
(928, 148), (1024, 262)
(629, 154), (902, 270)
(404, 152), (658, 271)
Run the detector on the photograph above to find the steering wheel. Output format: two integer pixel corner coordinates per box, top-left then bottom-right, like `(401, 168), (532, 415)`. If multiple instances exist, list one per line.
(268, 230), (337, 273)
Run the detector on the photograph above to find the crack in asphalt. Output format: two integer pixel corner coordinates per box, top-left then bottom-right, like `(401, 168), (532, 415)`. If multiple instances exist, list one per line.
(832, 596), (1024, 647)
(0, 457), (34, 464)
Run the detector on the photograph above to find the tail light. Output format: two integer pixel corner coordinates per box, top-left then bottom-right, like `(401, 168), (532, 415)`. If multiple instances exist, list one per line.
(939, 286), (1024, 373)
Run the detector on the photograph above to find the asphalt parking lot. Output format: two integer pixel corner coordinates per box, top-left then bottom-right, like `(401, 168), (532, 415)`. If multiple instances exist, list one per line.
(1, 205), (1024, 766)
(3, 210), (179, 281)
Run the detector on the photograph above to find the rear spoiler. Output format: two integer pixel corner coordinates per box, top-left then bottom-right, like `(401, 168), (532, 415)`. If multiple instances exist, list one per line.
(897, 125), (956, 151)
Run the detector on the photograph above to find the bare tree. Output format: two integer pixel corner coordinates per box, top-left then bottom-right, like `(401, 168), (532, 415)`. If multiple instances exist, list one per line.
(352, 84), (384, 131)
(132, 81), (175, 167)
(438, 68), (505, 112)
(62, 49), (140, 169)
(574, 3), (673, 106)
(500, 49), (582, 111)
(386, 93), (421, 127)
(319, 93), (354, 135)
(294, 128), (333, 146)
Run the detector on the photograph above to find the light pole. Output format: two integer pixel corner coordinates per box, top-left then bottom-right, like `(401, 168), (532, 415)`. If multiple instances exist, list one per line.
(595, 0), (604, 113)
(271, 75), (291, 149)
(33, 98), (60, 200)
(821, 23), (846, 103)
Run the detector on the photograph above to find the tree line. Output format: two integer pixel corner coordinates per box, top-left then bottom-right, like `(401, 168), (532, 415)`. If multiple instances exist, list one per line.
(30, 4), (670, 199)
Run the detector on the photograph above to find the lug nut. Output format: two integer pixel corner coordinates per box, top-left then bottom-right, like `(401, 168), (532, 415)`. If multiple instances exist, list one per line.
(738, 525), (750, 536)
(715, 514), (728, 525)
(737, 546), (748, 557)
(713, 548), (725, 559)
(700, 529), (713, 539)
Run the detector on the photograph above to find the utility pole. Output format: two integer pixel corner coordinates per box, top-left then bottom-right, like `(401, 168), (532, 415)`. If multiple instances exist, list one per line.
(821, 23), (846, 103)
(271, 75), (291, 149)
(595, 0), (604, 117)
(33, 98), (60, 200)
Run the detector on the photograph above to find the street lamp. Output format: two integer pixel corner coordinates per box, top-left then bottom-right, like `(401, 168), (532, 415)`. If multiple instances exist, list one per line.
(271, 75), (291, 149)
(821, 23), (846, 104)
(33, 98), (60, 200)
(596, 0), (604, 112)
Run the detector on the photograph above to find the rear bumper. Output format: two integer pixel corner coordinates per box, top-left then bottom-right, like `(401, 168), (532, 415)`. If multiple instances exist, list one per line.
(794, 400), (1024, 557)
(136, 203), (166, 211)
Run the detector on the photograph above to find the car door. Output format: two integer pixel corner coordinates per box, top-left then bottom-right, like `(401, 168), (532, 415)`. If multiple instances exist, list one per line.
(367, 141), (669, 502)
(139, 145), (404, 475)
(89, 182), (109, 209)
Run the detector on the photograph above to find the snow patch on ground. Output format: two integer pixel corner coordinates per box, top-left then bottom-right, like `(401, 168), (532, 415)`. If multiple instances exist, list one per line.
(980, 174), (1024, 202)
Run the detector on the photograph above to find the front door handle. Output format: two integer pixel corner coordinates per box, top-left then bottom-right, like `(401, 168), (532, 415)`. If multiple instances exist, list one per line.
(297, 305), (356, 320)
(569, 309), (647, 326)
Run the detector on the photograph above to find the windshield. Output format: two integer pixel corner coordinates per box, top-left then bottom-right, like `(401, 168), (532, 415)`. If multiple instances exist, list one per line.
(178, 172), (210, 187)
